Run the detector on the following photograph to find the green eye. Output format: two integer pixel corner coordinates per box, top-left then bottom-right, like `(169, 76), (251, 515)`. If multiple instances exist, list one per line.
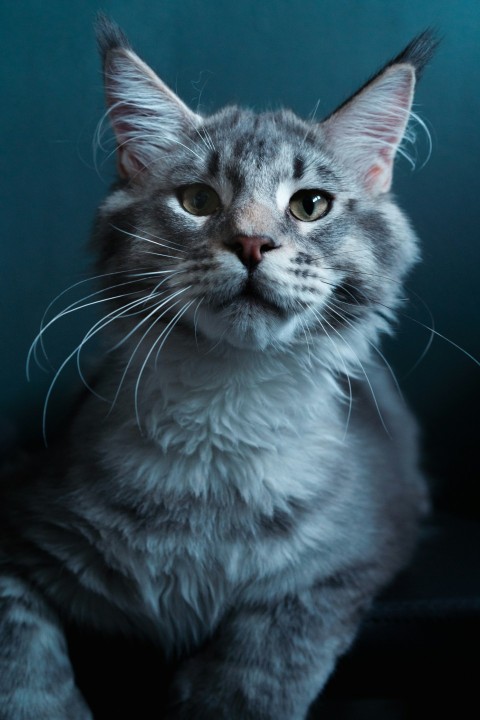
(289, 189), (331, 222)
(180, 184), (220, 216)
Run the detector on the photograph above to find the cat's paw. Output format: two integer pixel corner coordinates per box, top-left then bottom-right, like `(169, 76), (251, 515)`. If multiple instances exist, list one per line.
(165, 657), (298, 720)
(165, 660), (231, 719)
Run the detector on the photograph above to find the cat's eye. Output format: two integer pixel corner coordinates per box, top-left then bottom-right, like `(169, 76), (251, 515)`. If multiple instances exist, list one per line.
(179, 184), (221, 216)
(289, 189), (331, 222)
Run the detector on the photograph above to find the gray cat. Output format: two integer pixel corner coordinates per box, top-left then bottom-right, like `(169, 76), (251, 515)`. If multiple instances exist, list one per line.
(0, 16), (437, 720)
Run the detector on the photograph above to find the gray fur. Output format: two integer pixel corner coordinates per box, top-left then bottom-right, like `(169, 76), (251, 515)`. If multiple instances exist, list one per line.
(0, 18), (436, 719)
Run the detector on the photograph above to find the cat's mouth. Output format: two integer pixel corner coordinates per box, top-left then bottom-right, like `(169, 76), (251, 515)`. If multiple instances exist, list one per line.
(220, 279), (288, 318)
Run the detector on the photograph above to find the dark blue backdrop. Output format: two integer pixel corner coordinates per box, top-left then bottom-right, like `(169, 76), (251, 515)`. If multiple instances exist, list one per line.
(1, 0), (479, 508)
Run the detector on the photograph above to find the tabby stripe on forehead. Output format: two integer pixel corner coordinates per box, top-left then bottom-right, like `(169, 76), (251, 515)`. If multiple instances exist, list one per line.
(315, 164), (338, 180)
(233, 139), (244, 158)
(208, 151), (220, 177)
(293, 156), (305, 180)
(226, 165), (244, 191)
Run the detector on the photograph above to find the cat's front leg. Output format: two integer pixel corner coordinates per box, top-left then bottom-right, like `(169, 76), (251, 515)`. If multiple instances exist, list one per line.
(166, 574), (373, 720)
(0, 573), (92, 720)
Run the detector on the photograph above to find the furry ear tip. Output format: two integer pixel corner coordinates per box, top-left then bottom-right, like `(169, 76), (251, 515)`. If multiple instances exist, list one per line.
(391, 29), (440, 79)
(95, 12), (131, 63)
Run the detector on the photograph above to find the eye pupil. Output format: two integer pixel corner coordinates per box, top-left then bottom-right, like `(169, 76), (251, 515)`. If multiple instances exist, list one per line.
(193, 191), (209, 210)
(289, 189), (330, 222)
(180, 184), (220, 216)
(302, 196), (315, 216)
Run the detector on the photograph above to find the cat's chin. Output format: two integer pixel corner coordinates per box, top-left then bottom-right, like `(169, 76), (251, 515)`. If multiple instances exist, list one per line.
(190, 303), (299, 350)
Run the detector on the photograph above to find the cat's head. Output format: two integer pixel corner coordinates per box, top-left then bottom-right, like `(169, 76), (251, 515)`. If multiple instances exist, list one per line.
(94, 16), (436, 356)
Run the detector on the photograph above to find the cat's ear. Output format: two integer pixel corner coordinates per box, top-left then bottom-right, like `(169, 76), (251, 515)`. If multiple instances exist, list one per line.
(96, 14), (201, 178)
(322, 31), (438, 195)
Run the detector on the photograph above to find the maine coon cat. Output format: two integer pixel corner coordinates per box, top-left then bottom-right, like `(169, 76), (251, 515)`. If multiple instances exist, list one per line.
(0, 16), (437, 720)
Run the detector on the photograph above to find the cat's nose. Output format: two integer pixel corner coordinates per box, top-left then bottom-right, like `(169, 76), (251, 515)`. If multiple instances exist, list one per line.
(225, 234), (277, 270)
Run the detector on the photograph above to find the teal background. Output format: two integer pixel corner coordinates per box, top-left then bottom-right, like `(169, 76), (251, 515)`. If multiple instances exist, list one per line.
(1, 1), (479, 502)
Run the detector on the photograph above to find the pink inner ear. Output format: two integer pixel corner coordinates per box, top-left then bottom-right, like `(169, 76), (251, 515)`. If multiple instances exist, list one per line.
(365, 163), (391, 194)
(324, 64), (415, 195)
(117, 148), (143, 179)
(108, 108), (145, 178)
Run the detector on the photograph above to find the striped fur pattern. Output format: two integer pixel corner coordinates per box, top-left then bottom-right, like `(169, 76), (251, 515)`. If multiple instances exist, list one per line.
(0, 17), (436, 719)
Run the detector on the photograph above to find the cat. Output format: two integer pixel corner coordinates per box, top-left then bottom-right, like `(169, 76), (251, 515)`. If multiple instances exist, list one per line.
(0, 15), (437, 720)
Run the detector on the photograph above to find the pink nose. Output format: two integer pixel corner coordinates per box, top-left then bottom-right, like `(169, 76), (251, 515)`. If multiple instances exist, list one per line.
(227, 235), (277, 269)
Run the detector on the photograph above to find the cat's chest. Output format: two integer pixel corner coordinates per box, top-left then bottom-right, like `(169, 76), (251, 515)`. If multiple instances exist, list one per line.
(93, 431), (334, 649)
(86, 353), (345, 646)
(100, 491), (312, 651)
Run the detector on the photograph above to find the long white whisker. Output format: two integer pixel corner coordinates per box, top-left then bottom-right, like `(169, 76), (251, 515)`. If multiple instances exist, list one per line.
(194, 124), (215, 153)
(107, 280), (182, 352)
(193, 297), (204, 348)
(41, 280), (179, 439)
(133, 227), (185, 250)
(111, 224), (186, 254)
(27, 268), (156, 375)
(402, 316), (480, 369)
(28, 289), (146, 380)
(296, 313), (314, 368)
(311, 304), (390, 437)
(70, 291), (168, 402)
(329, 276), (479, 372)
(202, 126), (216, 152)
(101, 122), (205, 166)
(325, 300), (405, 404)
(74, 290), (172, 397)
(309, 307), (353, 440)
(40, 289), (163, 445)
(135, 299), (195, 430)
(109, 286), (192, 412)
(135, 250), (184, 260)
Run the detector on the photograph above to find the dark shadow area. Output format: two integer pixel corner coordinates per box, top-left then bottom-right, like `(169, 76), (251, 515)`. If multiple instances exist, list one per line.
(422, 370), (480, 520)
(67, 628), (176, 718)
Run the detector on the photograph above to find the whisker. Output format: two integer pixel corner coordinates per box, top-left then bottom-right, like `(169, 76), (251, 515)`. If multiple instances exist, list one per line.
(40, 289), (164, 445)
(296, 313), (314, 368)
(101, 124), (205, 168)
(27, 268), (155, 376)
(135, 249), (184, 260)
(111, 224), (186, 254)
(153, 299), (196, 369)
(202, 125), (216, 152)
(325, 300), (405, 404)
(74, 289), (174, 396)
(135, 299), (195, 429)
(109, 285), (192, 412)
(309, 307), (353, 439)
(312, 305), (391, 437)
(401, 316), (480, 369)
(329, 281), (479, 371)
(107, 280), (182, 352)
(194, 124), (215, 153)
(40, 272), (186, 440)
(28, 288), (146, 379)
(131, 226), (186, 251)
(192, 297), (204, 348)
(308, 98), (321, 123)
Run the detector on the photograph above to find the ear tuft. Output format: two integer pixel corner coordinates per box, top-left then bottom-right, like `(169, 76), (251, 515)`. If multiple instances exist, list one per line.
(322, 32), (438, 195)
(95, 16), (202, 179)
(386, 28), (440, 80)
(95, 13), (131, 66)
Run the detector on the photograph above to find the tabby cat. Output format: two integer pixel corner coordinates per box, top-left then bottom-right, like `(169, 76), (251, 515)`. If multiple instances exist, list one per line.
(0, 16), (437, 720)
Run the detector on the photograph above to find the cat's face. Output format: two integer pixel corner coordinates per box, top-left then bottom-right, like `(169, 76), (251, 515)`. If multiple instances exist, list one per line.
(95, 21), (431, 353)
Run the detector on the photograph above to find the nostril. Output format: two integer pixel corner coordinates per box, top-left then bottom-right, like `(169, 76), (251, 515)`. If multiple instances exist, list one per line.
(225, 234), (278, 269)
(260, 241), (275, 254)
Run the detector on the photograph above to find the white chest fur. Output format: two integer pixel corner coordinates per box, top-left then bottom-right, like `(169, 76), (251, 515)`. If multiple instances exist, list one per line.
(93, 337), (350, 649)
